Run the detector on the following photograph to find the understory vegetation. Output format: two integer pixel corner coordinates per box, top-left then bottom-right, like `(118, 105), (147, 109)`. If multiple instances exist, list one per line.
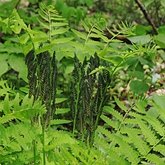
(0, 0), (164, 164)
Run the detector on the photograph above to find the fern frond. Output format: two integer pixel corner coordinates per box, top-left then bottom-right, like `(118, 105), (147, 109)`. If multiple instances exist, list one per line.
(143, 115), (165, 137)
(44, 130), (76, 151)
(120, 127), (141, 135)
(151, 95), (165, 120)
(145, 153), (165, 165)
(50, 119), (72, 125)
(153, 144), (165, 156)
(128, 132), (150, 155)
(0, 94), (46, 124)
(55, 108), (70, 115)
(112, 134), (140, 164)
(0, 113), (18, 124)
(38, 3), (68, 43)
(103, 106), (123, 121)
(100, 114), (119, 130)
(0, 80), (14, 97)
(138, 120), (159, 146)
(97, 95), (165, 164)
(95, 134), (129, 164)
(97, 126), (140, 164)
(114, 97), (128, 113)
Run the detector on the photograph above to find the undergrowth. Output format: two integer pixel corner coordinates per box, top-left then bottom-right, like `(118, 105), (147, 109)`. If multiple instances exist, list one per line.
(0, 88), (164, 164)
(0, 2), (164, 165)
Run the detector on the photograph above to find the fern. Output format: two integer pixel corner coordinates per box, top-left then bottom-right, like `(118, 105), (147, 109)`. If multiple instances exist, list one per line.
(36, 3), (73, 56)
(0, 80), (15, 97)
(0, 94), (45, 124)
(95, 95), (165, 164)
(0, 122), (38, 164)
(38, 3), (68, 42)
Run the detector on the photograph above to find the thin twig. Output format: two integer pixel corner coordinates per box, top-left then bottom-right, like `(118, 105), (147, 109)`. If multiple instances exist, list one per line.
(134, 0), (158, 34)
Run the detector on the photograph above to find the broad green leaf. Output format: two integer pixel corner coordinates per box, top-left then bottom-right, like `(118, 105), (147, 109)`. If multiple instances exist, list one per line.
(129, 80), (149, 94)
(161, 0), (165, 7)
(134, 25), (151, 35)
(152, 95), (165, 111)
(128, 71), (144, 79)
(19, 33), (29, 44)
(154, 34), (165, 48)
(8, 54), (28, 82)
(22, 43), (33, 55)
(9, 9), (27, 34)
(36, 44), (54, 54)
(128, 35), (151, 44)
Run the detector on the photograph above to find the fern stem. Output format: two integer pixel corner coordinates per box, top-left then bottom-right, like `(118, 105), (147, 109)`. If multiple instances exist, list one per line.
(117, 102), (135, 132)
(48, 10), (51, 42)
(109, 102), (135, 149)
(42, 125), (46, 165)
(33, 140), (37, 165)
(85, 24), (95, 44)
(72, 81), (81, 136)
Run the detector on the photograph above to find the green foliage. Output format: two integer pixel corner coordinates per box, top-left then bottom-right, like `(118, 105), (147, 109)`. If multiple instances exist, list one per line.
(0, 89), (164, 164)
(0, 93), (45, 124)
(0, 93), (110, 164)
(95, 95), (165, 164)
(0, 1), (164, 164)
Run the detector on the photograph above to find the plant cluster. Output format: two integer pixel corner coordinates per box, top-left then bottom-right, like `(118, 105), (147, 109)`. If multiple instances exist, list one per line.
(0, 0), (164, 164)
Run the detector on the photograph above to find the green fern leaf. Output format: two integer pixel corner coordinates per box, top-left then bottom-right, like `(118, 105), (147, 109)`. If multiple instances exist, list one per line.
(124, 118), (138, 125)
(120, 127), (141, 135)
(114, 97), (128, 112)
(44, 130), (76, 151)
(3, 94), (10, 114)
(55, 108), (70, 115)
(146, 153), (165, 165)
(153, 144), (165, 156)
(100, 114), (119, 130)
(103, 106), (123, 121)
(51, 28), (69, 35)
(38, 3), (68, 43)
(138, 120), (159, 146)
(112, 134), (140, 164)
(0, 113), (17, 124)
(144, 115), (165, 137)
(72, 29), (88, 40)
(129, 132), (150, 155)
(51, 37), (73, 44)
(97, 126), (140, 164)
(95, 132), (130, 165)
(12, 93), (20, 112)
(50, 119), (72, 125)
(133, 99), (147, 114)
